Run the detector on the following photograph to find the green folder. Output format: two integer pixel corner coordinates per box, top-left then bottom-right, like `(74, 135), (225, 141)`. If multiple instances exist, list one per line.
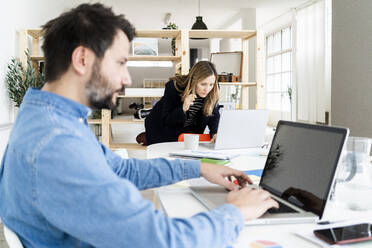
(200, 158), (230, 165)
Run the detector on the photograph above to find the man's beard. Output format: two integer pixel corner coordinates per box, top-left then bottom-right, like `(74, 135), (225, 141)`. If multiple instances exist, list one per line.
(85, 61), (124, 110)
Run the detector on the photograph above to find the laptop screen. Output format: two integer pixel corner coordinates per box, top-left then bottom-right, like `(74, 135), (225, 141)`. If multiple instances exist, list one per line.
(259, 121), (348, 218)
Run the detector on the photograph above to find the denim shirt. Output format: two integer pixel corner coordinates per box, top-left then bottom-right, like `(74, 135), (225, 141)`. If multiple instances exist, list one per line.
(0, 88), (244, 248)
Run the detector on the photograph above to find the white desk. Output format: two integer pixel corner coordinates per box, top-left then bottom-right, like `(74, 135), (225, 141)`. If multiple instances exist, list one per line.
(147, 142), (372, 248)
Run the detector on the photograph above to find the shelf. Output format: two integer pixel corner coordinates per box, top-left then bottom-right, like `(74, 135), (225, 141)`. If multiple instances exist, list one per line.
(128, 55), (181, 62)
(110, 143), (147, 151)
(27, 29), (42, 39)
(136, 30), (181, 38)
(88, 119), (101, 124)
(30, 56), (44, 62)
(110, 118), (143, 124)
(27, 29), (256, 39)
(119, 88), (164, 98)
(189, 30), (256, 39)
(30, 55), (181, 63)
(219, 82), (257, 86)
(89, 116), (144, 124)
(25, 29), (180, 40)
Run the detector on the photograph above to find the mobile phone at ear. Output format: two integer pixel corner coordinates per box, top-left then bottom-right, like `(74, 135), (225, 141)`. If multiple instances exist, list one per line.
(314, 223), (372, 245)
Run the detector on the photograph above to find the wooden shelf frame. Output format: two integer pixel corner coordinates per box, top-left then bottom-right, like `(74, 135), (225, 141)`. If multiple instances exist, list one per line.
(110, 118), (144, 124)
(20, 28), (257, 150)
(88, 118), (144, 125)
(87, 119), (102, 124)
(189, 30), (256, 40)
(136, 30), (181, 38)
(128, 55), (181, 62)
(100, 110), (146, 151)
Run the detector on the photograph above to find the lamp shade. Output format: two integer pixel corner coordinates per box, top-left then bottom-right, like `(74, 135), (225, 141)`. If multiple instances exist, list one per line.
(191, 16), (208, 30)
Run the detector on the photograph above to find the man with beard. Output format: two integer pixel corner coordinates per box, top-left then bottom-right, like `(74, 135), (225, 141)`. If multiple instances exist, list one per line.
(0, 3), (277, 248)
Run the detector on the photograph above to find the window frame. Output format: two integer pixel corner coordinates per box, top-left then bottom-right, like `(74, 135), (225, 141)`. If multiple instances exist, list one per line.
(265, 25), (293, 115)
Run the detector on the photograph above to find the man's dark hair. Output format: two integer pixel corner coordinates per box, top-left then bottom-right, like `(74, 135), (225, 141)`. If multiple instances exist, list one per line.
(41, 3), (136, 82)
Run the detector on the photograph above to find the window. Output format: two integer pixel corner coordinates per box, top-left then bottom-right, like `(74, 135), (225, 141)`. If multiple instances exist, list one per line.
(265, 27), (292, 113)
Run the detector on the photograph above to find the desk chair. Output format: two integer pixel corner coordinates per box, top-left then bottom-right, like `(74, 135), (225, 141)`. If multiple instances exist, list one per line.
(178, 133), (211, 142)
(3, 224), (23, 248)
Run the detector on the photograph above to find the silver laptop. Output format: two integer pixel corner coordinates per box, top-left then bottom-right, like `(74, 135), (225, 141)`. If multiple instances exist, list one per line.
(201, 110), (269, 150)
(191, 121), (349, 225)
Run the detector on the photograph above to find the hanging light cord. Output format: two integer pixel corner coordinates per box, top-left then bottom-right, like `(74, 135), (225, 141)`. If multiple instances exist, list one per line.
(198, 0), (200, 16)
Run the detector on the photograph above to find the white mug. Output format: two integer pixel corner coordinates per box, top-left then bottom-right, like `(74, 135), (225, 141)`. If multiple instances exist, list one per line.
(184, 134), (199, 150)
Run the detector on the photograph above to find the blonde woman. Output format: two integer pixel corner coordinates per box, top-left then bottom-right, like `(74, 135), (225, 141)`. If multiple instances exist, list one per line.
(144, 61), (220, 145)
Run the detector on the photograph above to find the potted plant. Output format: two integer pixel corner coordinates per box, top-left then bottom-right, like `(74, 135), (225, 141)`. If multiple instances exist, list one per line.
(162, 22), (178, 56)
(6, 49), (44, 107)
(6, 49), (104, 137)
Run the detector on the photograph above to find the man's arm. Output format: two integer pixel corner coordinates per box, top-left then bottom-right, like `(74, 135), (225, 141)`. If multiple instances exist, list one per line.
(102, 144), (200, 190)
(35, 134), (245, 247)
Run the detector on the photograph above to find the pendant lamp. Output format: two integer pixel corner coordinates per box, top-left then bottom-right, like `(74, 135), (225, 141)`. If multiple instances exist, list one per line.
(191, 0), (208, 30)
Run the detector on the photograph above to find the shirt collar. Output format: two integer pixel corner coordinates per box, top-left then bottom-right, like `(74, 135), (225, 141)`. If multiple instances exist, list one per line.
(23, 88), (92, 119)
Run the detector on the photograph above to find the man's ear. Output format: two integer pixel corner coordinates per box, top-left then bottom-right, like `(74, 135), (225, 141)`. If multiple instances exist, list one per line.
(71, 46), (94, 75)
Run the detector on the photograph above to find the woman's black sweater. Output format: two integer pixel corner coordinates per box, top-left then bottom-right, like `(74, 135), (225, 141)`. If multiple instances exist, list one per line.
(145, 80), (220, 145)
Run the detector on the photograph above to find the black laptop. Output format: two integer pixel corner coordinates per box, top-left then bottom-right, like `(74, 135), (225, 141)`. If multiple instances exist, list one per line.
(190, 121), (349, 225)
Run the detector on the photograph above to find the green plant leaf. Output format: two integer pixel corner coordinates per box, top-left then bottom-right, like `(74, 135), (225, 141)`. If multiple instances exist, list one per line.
(5, 49), (45, 107)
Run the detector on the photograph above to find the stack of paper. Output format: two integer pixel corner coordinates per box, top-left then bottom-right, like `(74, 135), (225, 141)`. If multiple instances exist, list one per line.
(169, 150), (240, 160)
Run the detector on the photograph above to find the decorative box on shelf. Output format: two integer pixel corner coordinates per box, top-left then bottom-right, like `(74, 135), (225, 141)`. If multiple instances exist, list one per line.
(218, 73), (240, 82)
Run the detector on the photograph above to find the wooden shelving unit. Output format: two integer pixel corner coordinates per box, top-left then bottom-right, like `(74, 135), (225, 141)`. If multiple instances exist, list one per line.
(19, 29), (43, 70)
(19, 28), (257, 151)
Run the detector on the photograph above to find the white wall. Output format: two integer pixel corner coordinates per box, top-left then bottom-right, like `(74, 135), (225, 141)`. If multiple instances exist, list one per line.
(0, 2), (15, 126)
(0, 1), (78, 149)
(0, 0), (77, 126)
(0, 0), (258, 125)
(331, 0), (372, 138)
(0, 124), (12, 159)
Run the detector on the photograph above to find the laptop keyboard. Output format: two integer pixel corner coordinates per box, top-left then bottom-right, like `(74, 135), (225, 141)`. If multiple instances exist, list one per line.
(199, 142), (215, 149)
(267, 201), (298, 214)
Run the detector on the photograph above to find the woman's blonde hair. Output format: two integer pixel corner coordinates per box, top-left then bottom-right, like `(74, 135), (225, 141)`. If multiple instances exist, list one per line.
(170, 61), (219, 116)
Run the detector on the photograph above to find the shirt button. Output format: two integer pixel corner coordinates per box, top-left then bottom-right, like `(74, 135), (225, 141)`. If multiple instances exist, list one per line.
(79, 118), (84, 123)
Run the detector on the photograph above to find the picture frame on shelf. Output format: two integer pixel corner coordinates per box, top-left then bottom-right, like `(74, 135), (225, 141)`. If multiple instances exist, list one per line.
(210, 51), (242, 82)
(132, 38), (158, 56)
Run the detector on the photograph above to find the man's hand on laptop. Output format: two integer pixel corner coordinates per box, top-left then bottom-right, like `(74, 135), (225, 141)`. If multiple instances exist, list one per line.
(200, 163), (278, 220)
(227, 188), (279, 220)
(200, 163), (252, 190)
